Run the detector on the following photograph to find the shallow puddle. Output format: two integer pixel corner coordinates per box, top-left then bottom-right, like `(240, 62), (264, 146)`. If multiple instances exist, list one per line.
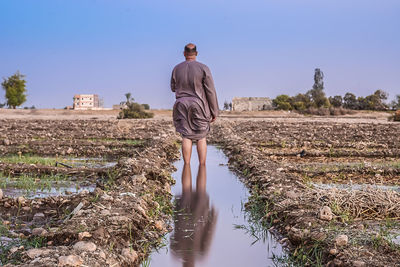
(149, 146), (284, 267)
(1, 178), (95, 199)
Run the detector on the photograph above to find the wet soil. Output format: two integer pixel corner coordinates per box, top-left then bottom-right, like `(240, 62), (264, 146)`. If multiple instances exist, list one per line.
(208, 119), (400, 266)
(0, 119), (181, 266)
(1, 115), (399, 266)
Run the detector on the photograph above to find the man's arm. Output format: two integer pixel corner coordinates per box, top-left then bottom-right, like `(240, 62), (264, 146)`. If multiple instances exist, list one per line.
(170, 68), (176, 92)
(203, 66), (219, 120)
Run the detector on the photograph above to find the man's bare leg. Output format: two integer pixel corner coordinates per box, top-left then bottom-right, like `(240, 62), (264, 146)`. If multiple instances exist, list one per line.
(197, 138), (207, 165)
(182, 138), (193, 164)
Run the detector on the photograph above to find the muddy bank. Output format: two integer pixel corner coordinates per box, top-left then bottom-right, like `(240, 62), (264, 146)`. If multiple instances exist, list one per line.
(0, 119), (181, 266)
(209, 119), (400, 266)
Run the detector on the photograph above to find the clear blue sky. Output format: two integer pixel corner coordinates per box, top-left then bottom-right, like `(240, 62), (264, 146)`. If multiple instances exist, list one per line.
(1, 0), (399, 108)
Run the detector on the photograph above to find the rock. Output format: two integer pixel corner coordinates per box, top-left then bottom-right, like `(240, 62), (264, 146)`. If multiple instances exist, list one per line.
(66, 147), (74, 154)
(58, 255), (83, 266)
(121, 248), (138, 264)
(17, 196), (26, 206)
(32, 228), (48, 236)
(0, 188), (3, 199)
(335, 234), (348, 247)
(329, 248), (338, 255)
(9, 246), (19, 254)
(352, 261), (366, 267)
(26, 248), (50, 259)
(288, 227), (304, 244)
(100, 209), (111, 216)
(73, 241), (97, 252)
(99, 250), (106, 259)
(79, 189), (89, 196)
(310, 231), (327, 241)
(3, 139), (10, 145)
(155, 221), (164, 231)
(33, 212), (46, 222)
(319, 206), (333, 221)
(78, 232), (92, 240)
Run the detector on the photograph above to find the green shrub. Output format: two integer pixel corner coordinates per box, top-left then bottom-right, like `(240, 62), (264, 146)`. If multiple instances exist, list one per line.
(118, 102), (154, 119)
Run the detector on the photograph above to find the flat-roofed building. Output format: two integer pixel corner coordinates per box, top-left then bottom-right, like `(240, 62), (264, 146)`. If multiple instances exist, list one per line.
(232, 97), (273, 111)
(73, 94), (100, 110)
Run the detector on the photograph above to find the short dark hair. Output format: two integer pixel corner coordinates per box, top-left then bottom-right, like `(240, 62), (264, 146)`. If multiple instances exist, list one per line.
(184, 43), (197, 54)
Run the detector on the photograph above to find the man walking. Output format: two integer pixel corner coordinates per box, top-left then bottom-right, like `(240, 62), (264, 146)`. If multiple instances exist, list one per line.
(171, 43), (219, 165)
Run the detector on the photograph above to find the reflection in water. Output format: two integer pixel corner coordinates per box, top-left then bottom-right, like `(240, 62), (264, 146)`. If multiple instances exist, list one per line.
(171, 164), (218, 267)
(150, 146), (284, 267)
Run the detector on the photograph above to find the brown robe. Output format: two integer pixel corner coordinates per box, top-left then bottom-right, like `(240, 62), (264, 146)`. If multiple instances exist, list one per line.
(171, 60), (219, 140)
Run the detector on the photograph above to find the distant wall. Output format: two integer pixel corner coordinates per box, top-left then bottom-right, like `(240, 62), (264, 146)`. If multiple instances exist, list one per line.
(232, 97), (273, 111)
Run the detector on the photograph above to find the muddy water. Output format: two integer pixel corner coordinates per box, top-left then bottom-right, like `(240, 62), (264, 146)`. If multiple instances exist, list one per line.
(149, 146), (284, 267)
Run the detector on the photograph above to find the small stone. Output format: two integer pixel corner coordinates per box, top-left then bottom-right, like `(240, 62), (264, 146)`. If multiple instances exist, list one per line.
(310, 231), (327, 241)
(33, 212), (46, 222)
(100, 209), (111, 216)
(3, 139), (10, 145)
(79, 189), (89, 195)
(58, 255), (83, 266)
(17, 196), (26, 206)
(121, 248), (138, 263)
(335, 234), (348, 247)
(4, 201), (11, 208)
(155, 221), (164, 231)
(78, 232), (92, 240)
(329, 248), (338, 255)
(352, 261), (366, 267)
(32, 228), (48, 236)
(99, 250), (106, 259)
(319, 206), (333, 221)
(9, 246), (19, 254)
(26, 248), (50, 259)
(66, 147), (74, 154)
(73, 241), (97, 252)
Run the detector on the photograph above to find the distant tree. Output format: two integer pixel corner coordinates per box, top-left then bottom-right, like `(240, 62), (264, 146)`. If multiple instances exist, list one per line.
(223, 101), (230, 111)
(142, 104), (150, 110)
(0, 103), (5, 108)
(343, 92), (358, 109)
(357, 96), (368, 110)
(273, 95), (293, 110)
(1, 71), (27, 109)
(307, 68), (329, 108)
(369, 89), (388, 110)
(292, 93), (311, 110)
(118, 92), (153, 119)
(390, 95), (400, 110)
(228, 102), (232, 111)
(329, 95), (343, 108)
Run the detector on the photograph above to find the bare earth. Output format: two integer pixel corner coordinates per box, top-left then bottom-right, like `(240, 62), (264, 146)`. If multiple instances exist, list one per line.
(0, 109), (399, 266)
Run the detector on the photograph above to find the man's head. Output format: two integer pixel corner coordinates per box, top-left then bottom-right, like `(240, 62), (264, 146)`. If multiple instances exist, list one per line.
(184, 43), (198, 60)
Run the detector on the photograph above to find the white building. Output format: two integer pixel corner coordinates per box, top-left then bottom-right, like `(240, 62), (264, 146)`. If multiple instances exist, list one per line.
(73, 94), (101, 110)
(232, 97), (273, 111)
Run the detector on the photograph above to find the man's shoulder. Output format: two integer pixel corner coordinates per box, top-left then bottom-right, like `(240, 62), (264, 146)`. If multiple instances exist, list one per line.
(173, 61), (210, 70)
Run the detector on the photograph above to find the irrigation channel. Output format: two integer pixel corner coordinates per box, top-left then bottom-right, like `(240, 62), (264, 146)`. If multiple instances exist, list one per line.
(149, 146), (284, 267)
